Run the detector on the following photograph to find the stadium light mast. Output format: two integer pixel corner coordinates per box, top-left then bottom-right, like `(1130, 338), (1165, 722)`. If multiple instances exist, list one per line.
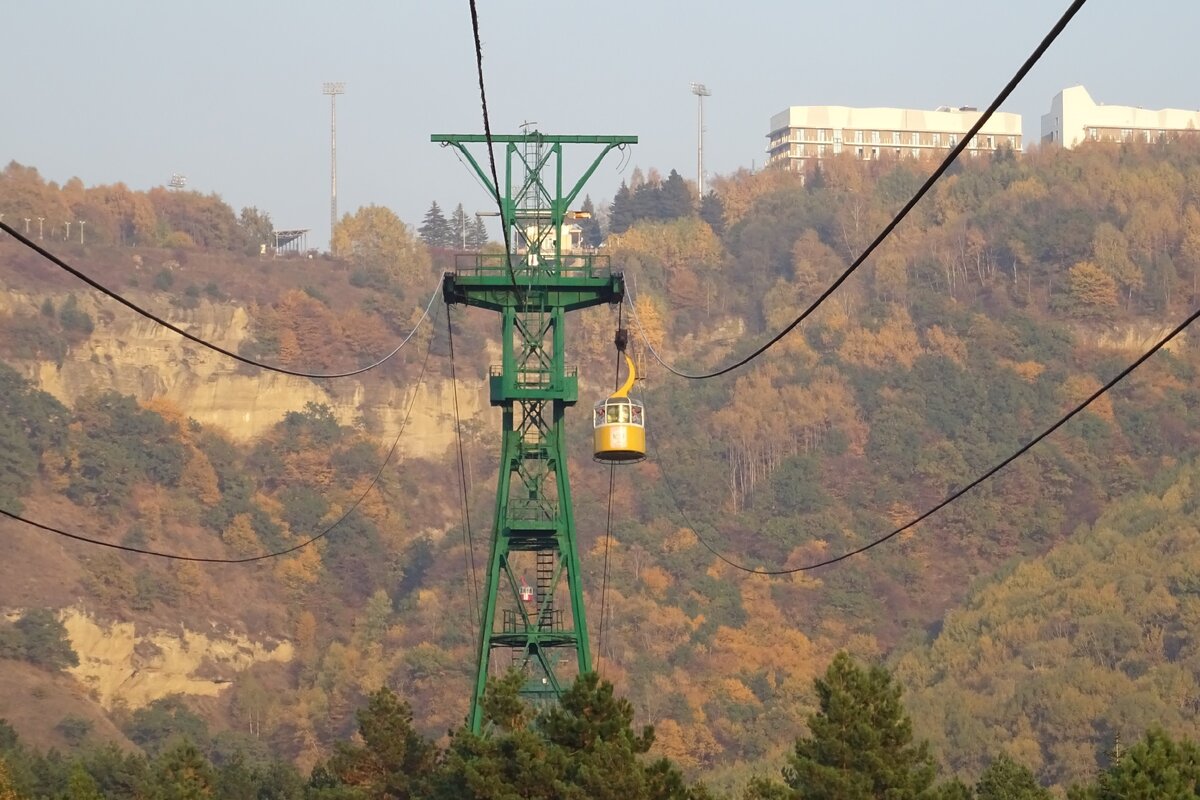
(323, 81), (345, 255)
(690, 82), (711, 197)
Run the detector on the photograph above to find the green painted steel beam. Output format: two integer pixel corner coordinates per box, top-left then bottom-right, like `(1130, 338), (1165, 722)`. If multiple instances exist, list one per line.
(437, 131), (633, 735)
(432, 134), (637, 145)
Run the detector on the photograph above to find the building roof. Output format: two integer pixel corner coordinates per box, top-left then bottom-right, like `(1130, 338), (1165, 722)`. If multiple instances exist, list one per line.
(769, 105), (1022, 137)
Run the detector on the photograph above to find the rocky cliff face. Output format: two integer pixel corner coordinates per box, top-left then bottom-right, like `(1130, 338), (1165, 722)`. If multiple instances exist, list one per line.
(1077, 319), (1187, 354)
(1, 288), (491, 457)
(61, 609), (293, 710)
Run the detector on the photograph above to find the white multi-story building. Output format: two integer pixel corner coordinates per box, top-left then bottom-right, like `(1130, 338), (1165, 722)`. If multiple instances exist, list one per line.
(1041, 85), (1200, 148)
(766, 105), (1022, 171)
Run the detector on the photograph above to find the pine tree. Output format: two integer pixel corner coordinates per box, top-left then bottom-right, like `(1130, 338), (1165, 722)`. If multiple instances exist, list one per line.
(630, 180), (664, 222)
(432, 672), (701, 800)
(610, 182), (635, 235)
(323, 687), (437, 799)
(699, 191), (725, 236)
(782, 652), (936, 800)
(660, 169), (694, 219)
(1075, 729), (1200, 800)
(930, 781), (974, 799)
(150, 741), (215, 800)
(448, 203), (469, 250)
(418, 201), (451, 249)
(467, 215), (489, 250)
(66, 765), (104, 800)
(580, 196), (604, 248)
(976, 754), (1051, 800)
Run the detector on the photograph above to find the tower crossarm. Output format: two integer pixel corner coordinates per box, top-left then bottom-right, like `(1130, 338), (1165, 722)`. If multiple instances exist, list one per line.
(431, 133), (637, 236)
(442, 259), (623, 313)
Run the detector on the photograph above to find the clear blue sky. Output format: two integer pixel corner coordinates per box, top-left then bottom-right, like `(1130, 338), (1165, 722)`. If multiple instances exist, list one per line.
(2, 1), (1195, 250)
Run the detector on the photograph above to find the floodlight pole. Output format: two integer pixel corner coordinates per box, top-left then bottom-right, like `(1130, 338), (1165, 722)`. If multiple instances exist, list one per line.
(690, 82), (711, 197)
(79, 221), (86, 244)
(323, 81), (345, 255)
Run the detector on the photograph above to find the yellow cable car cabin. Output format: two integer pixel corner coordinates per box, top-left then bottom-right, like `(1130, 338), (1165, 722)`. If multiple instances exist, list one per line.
(593, 353), (646, 463)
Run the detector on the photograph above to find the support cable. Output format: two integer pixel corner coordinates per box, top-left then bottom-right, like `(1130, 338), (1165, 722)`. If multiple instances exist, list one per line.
(635, 0), (1088, 381)
(0, 219), (440, 379)
(467, 0), (521, 299)
(597, 305), (624, 670)
(597, 465), (616, 669)
(447, 307), (482, 629)
(646, 302), (1200, 575)
(0, 305), (441, 563)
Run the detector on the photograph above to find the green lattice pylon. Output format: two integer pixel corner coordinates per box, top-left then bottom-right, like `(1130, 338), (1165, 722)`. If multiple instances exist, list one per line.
(434, 131), (636, 733)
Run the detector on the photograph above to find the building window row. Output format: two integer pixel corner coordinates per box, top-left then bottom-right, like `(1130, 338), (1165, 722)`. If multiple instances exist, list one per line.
(769, 127), (1021, 167)
(779, 127), (1016, 151)
(1086, 126), (1182, 144)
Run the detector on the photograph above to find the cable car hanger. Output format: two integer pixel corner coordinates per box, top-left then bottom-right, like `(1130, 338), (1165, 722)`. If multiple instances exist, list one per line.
(594, 327), (646, 464)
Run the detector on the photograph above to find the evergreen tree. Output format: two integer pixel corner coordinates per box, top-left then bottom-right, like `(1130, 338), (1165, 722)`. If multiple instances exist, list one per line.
(781, 652), (935, 799)
(449, 203), (470, 250)
(418, 201), (452, 248)
(660, 169), (694, 219)
(610, 182), (635, 235)
(467, 215), (489, 250)
(743, 778), (794, 799)
(976, 754), (1050, 800)
(1070, 729), (1200, 800)
(579, 196), (604, 248)
(149, 741), (215, 800)
(78, 743), (151, 799)
(630, 180), (665, 222)
(66, 764), (104, 800)
(320, 687), (436, 799)
(433, 672), (702, 800)
(930, 781), (973, 799)
(124, 697), (210, 757)
(9, 609), (77, 670)
(699, 191), (725, 236)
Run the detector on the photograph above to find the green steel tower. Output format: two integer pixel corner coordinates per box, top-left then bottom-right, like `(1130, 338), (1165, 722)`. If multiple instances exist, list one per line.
(434, 131), (636, 733)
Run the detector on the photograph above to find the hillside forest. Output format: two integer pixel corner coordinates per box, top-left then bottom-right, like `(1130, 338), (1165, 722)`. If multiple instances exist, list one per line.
(3, 136), (1200, 796)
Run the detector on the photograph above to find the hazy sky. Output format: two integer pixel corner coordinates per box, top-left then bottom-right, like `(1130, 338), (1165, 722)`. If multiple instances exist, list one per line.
(3, 1), (1197, 249)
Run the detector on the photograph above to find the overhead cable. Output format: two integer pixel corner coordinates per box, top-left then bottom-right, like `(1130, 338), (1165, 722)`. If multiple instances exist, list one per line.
(597, 304), (624, 670)
(0, 219), (439, 379)
(447, 307), (482, 628)
(647, 302), (1200, 575)
(467, 0), (521, 297)
(639, 0), (1088, 380)
(0, 304), (440, 563)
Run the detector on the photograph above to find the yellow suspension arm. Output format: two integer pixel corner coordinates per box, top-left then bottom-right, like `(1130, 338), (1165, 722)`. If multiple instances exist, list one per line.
(612, 353), (637, 399)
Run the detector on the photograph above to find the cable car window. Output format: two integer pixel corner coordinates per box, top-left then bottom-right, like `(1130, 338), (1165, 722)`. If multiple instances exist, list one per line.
(631, 405), (643, 425)
(606, 404), (630, 424)
(595, 407), (605, 427)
